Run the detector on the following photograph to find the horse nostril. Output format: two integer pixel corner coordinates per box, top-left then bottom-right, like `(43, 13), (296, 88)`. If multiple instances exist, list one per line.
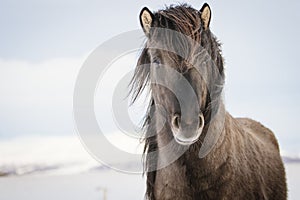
(199, 114), (205, 130)
(172, 114), (181, 129)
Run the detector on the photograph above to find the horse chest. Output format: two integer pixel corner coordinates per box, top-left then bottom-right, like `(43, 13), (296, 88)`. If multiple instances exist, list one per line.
(153, 163), (225, 200)
(154, 164), (193, 200)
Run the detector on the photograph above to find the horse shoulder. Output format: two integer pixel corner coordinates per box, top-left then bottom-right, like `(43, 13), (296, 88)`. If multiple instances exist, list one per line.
(235, 117), (280, 150)
(228, 117), (287, 199)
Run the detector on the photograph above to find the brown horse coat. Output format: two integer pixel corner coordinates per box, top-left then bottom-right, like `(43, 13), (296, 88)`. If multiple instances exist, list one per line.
(131, 3), (287, 200)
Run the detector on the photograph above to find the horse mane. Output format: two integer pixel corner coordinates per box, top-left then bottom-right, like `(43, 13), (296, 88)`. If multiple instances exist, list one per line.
(129, 4), (225, 199)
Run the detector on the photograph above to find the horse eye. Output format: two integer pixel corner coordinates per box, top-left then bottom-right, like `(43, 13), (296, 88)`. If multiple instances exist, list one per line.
(153, 59), (160, 65)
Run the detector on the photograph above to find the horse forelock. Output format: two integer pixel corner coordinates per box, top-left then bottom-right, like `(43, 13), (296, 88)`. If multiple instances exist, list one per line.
(131, 4), (224, 100)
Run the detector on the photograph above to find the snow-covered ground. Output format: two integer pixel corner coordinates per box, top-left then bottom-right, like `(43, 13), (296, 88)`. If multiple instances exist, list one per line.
(0, 170), (146, 200)
(0, 164), (298, 200)
(0, 135), (298, 199)
(0, 134), (144, 176)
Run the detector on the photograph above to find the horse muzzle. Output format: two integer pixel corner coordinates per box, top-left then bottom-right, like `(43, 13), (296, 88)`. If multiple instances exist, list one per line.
(171, 113), (205, 145)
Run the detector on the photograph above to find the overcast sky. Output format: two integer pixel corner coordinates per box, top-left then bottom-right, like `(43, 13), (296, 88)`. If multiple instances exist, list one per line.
(0, 0), (299, 154)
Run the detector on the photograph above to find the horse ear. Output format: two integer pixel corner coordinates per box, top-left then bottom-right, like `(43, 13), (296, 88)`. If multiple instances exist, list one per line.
(200, 3), (211, 30)
(140, 7), (154, 36)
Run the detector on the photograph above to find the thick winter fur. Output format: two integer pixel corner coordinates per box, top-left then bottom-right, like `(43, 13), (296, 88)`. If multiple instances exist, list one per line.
(130, 3), (287, 200)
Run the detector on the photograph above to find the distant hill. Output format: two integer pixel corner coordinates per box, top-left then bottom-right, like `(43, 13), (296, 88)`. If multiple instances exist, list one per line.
(282, 156), (300, 163)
